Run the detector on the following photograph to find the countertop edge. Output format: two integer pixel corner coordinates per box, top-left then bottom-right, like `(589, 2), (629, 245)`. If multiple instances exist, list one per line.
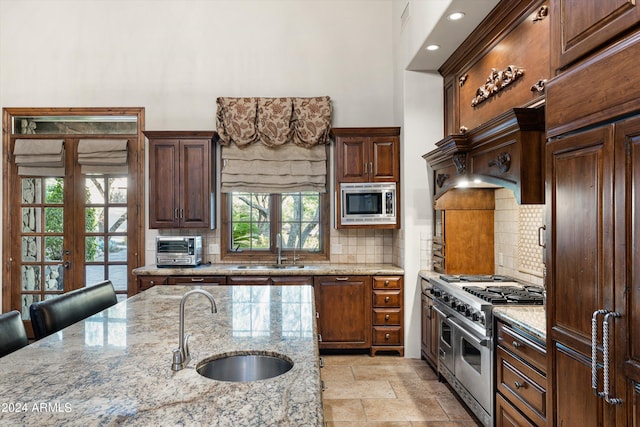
(493, 306), (546, 342)
(133, 263), (405, 276)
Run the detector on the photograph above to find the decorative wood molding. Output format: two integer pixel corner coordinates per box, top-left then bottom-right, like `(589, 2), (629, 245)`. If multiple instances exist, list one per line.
(459, 74), (468, 87)
(436, 173), (449, 188)
(530, 79), (546, 93)
(452, 153), (467, 174)
(532, 5), (548, 22)
(488, 152), (511, 173)
(471, 65), (525, 107)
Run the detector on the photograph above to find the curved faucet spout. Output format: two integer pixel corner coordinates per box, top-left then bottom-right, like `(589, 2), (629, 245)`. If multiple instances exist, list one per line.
(172, 289), (217, 371)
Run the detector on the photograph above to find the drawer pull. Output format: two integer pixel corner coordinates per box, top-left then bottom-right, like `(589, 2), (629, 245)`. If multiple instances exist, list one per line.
(512, 340), (523, 348)
(514, 381), (525, 390)
(384, 296), (390, 303)
(385, 333), (390, 340)
(318, 334), (322, 342)
(335, 277), (349, 281)
(149, 280), (155, 285)
(384, 280), (390, 287)
(191, 278), (204, 282)
(385, 314), (390, 321)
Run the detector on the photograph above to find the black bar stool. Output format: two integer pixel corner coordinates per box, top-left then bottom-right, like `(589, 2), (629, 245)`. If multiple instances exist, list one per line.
(0, 310), (29, 357)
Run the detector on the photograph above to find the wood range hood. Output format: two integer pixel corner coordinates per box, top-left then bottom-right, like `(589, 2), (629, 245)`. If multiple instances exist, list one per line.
(423, 107), (546, 204)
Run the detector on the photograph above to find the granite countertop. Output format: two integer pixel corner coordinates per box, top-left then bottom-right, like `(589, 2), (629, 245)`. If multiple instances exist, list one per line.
(0, 285), (322, 426)
(133, 263), (405, 276)
(493, 306), (546, 341)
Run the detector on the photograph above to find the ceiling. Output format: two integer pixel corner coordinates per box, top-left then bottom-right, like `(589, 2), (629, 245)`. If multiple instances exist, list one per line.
(407, 0), (501, 71)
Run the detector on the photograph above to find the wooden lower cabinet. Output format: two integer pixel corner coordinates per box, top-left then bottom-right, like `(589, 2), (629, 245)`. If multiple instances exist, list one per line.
(496, 320), (546, 426)
(313, 276), (371, 349)
(371, 276), (403, 356)
(136, 275), (168, 293)
(421, 290), (438, 369)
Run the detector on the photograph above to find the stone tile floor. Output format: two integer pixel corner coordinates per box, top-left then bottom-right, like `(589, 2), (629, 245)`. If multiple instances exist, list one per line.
(321, 354), (481, 426)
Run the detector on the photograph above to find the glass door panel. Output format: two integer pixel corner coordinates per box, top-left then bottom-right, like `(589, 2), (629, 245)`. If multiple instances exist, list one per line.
(19, 177), (67, 319)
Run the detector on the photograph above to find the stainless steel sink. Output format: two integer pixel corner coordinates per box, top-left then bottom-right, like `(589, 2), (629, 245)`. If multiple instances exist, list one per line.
(196, 352), (293, 382)
(235, 264), (305, 270)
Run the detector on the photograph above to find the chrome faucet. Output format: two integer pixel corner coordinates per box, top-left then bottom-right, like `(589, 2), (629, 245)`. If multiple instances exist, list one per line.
(171, 289), (217, 371)
(276, 233), (287, 265)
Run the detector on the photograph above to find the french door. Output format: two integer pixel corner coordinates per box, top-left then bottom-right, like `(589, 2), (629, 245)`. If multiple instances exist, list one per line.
(2, 108), (145, 337)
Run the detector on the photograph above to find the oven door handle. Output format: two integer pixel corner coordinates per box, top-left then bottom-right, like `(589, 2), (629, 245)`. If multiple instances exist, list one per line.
(449, 317), (489, 347)
(432, 306), (450, 319)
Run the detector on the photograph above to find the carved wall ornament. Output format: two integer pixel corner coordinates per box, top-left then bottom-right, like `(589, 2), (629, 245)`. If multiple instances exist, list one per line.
(530, 79), (547, 93)
(452, 153), (467, 174)
(459, 74), (468, 87)
(532, 5), (548, 22)
(488, 152), (511, 173)
(436, 173), (449, 188)
(459, 126), (468, 134)
(471, 65), (525, 107)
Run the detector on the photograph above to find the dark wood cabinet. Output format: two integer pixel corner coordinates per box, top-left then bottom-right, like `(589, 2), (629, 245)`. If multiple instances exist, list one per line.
(496, 321), (547, 426)
(550, 0), (640, 71)
(167, 276), (227, 286)
(333, 127), (400, 183)
(421, 286), (439, 369)
(145, 131), (215, 229)
(226, 275), (313, 286)
(313, 275), (371, 350)
(371, 276), (403, 356)
(136, 275), (168, 293)
(546, 115), (640, 426)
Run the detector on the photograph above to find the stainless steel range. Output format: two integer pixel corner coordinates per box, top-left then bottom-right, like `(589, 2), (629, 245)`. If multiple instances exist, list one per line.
(426, 274), (544, 427)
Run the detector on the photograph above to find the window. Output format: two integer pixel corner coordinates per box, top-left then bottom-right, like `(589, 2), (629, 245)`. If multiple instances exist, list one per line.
(222, 191), (329, 261)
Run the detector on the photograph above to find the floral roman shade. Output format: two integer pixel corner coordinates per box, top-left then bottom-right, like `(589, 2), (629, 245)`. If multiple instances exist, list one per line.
(216, 96), (332, 193)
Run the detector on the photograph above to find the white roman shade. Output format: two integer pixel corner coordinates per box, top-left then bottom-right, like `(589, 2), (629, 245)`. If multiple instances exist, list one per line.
(13, 139), (65, 176)
(77, 139), (128, 174)
(221, 144), (327, 193)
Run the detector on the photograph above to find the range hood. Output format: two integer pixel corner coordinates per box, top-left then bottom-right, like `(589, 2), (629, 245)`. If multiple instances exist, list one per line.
(423, 107), (545, 204)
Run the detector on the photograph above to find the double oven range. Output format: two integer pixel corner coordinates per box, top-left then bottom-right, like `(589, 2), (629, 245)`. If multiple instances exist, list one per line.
(425, 274), (544, 427)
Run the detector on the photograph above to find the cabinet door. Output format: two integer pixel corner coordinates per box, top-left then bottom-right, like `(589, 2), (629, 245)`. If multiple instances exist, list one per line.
(551, 0), (640, 71)
(616, 116), (640, 425)
(149, 140), (180, 228)
(546, 125), (617, 426)
(179, 140), (211, 228)
(313, 276), (371, 349)
(335, 136), (368, 182)
(370, 136), (399, 182)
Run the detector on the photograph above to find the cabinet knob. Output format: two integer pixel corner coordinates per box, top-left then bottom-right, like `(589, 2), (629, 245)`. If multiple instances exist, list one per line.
(385, 314), (390, 321)
(385, 333), (390, 340)
(384, 280), (390, 287)
(512, 340), (522, 349)
(384, 296), (390, 303)
(149, 280), (155, 285)
(514, 381), (525, 390)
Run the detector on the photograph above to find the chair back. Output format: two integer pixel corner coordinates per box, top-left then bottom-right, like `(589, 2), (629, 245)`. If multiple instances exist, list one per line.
(30, 280), (117, 340)
(0, 310), (29, 357)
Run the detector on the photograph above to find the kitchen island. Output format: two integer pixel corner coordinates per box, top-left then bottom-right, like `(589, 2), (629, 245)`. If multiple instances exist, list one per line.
(0, 285), (322, 426)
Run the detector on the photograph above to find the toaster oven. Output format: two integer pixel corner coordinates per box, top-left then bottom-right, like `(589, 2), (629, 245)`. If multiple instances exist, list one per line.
(156, 236), (202, 267)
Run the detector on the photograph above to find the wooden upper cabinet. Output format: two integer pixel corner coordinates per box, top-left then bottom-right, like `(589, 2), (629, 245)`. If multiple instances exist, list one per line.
(145, 131), (215, 229)
(551, 0), (640, 71)
(333, 127), (400, 183)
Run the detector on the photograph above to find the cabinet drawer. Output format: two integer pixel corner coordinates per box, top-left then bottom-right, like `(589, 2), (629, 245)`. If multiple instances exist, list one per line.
(497, 322), (546, 373)
(226, 276), (271, 285)
(372, 276), (402, 290)
(495, 393), (537, 427)
(372, 326), (402, 345)
(168, 276), (226, 285)
(138, 276), (167, 291)
(497, 346), (546, 424)
(372, 308), (402, 325)
(372, 290), (401, 307)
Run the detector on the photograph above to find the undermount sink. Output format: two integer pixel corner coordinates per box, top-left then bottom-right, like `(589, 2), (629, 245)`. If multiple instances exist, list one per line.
(196, 352), (294, 382)
(235, 264), (305, 270)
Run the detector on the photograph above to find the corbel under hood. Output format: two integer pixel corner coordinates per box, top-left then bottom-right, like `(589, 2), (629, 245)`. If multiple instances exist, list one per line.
(423, 107), (545, 204)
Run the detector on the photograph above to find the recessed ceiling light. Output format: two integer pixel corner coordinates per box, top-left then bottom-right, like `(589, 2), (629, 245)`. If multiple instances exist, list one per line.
(448, 11), (465, 21)
(425, 44), (440, 51)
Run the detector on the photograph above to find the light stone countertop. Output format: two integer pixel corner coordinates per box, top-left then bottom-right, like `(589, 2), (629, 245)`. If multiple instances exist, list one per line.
(133, 263), (405, 276)
(0, 285), (322, 426)
(493, 306), (546, 341)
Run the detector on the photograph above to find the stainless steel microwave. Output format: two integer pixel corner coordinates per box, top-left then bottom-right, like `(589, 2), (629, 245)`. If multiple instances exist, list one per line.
(340, 182), (397, 225)
(156, 236), (202, 267)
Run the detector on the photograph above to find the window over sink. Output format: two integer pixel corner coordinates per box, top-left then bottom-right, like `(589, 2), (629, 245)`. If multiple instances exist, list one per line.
(221, 191), (329, 262)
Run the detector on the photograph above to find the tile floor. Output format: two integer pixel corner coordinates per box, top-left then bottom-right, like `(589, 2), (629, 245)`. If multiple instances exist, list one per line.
(321, 354), (481, 426)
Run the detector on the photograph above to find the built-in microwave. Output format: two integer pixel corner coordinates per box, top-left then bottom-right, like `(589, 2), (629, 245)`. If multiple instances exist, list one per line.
(339, 182), (397, 225)
(156, 236), (202, 267)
